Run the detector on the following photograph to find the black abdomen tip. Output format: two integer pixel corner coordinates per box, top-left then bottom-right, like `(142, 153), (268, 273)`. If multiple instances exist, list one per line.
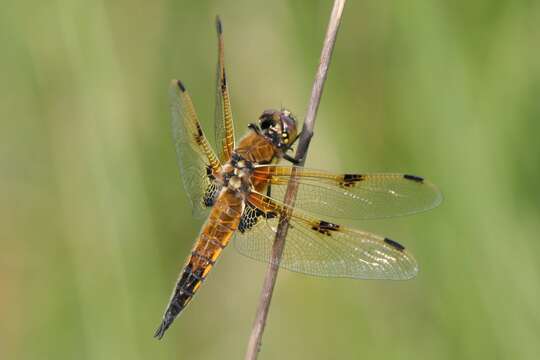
(154, 310), (177, 340)
(384, 237), (405, 251)
(154, 321), (168, 340)
(177, 80), (186, 92)
(404, 174), (424, 183)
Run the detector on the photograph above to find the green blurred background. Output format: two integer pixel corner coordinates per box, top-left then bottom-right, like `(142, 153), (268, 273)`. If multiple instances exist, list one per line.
(2, 0), (540, 359)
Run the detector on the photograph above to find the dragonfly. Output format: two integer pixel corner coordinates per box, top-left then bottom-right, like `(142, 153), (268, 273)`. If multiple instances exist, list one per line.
(154, 17), (442, 339)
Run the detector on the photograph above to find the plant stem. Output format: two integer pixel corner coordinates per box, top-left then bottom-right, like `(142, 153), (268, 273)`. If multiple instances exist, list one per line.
(244, 1), (347, 359)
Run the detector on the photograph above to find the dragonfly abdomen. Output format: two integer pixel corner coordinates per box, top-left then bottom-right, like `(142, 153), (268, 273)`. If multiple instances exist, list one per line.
(155, 189), (243, 339)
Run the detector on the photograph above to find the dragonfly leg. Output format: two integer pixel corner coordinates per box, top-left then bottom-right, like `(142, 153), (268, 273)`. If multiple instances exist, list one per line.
(283, 153), (301, 164)
(247, 123), (262, 135)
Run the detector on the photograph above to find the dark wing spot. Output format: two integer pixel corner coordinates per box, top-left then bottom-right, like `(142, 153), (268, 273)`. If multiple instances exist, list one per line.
(341, 174), (364, 187)
(193, 124), (204, 145)
(206, 165), (215, 179)
(344, 174), (363, 182)
(403, 174), (424, 183)
(177, 80), (186, 92)
(384, 237), (405, 251)
(196, 123), (204, 137)
(319, 220), (340, 231)
(312, 220), (340, 236)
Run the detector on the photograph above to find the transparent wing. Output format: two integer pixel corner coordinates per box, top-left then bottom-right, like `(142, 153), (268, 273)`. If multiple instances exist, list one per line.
(252, 165), (442, 220)
(170, 80), (222, 218)
(233, 192), (418, 279)
(214, 16), (235, 163)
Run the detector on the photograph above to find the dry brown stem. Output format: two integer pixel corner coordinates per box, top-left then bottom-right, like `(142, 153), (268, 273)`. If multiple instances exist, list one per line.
(244, 1), (347, 359)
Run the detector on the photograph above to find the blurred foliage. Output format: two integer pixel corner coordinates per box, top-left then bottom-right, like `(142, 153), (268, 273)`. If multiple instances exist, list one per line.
(2, 0), (540, 359)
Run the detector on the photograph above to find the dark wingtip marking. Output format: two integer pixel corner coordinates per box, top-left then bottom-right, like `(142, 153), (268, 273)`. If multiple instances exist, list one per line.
(215, 16), (223, 34)
(319, 220), (340, 230)
(384, 237), (405, 251)
(177, 80), (186, 92)
(342, 174), (364, 187)
(312, 220), (340, 235)
(404, 174), (424, 183)
(222, 71), (227, 87)
(196, 123), (203, 137)
(344, 174), (364, 181)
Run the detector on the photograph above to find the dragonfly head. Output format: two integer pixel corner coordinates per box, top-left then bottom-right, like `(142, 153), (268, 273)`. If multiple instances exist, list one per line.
(258, 109), (298, 150)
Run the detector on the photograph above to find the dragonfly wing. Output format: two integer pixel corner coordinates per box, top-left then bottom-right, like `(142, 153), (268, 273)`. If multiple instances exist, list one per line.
(233, 191), (418, 279)
(252, 166), (442, 220)
(170, 80), (222, 219)
(214, 16), (235, 163)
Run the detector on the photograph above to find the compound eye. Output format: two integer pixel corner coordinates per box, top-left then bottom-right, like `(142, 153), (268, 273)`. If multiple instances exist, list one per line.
(260, 117), (272, 129)
(289, 114), (296, 123)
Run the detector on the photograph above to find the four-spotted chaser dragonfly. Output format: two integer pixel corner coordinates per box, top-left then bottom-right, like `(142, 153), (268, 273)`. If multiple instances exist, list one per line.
(154, 17), (442, 339)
